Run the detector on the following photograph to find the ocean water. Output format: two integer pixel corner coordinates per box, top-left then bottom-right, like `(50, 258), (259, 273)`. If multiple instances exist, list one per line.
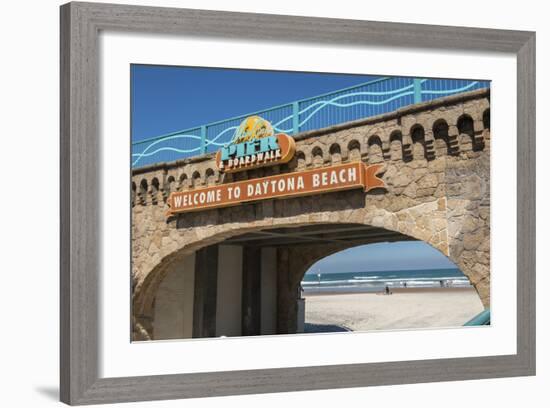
(301, 268), (471, 293)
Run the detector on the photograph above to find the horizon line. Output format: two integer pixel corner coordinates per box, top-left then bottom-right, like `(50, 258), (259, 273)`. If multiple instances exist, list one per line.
(304, 266), (461, 275)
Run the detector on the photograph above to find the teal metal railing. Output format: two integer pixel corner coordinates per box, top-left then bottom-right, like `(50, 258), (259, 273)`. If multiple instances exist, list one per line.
(132, 77), (489, 167)
(463, 309), (491, 326)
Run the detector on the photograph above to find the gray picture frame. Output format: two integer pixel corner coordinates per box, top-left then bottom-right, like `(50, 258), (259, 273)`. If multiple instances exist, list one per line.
(60, 2), (536, 405)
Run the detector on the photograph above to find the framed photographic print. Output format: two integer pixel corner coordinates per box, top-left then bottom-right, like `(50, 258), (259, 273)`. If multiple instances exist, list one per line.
(60, 1), (535, 405)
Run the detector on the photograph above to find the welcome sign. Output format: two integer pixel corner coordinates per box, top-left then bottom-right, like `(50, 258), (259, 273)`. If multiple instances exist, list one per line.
(166, 162), (385, 215)
(215, 116), (295, 172)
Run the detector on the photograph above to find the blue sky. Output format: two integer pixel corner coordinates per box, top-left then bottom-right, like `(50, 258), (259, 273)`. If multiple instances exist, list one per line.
(131, 65), (458, 273)
(305, 242), (456, 275)
(131, 65), (379, 142)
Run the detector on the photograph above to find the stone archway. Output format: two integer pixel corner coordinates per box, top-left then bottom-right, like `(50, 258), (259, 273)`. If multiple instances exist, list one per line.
(131, 90), (491, 340)
(132, 191), (487, 340)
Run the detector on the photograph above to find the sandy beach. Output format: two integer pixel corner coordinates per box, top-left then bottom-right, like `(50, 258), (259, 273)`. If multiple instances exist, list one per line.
(304, 287), (484, 333)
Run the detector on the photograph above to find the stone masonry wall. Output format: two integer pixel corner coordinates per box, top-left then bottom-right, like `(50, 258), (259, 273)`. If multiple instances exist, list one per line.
(131, 89), (490, 339)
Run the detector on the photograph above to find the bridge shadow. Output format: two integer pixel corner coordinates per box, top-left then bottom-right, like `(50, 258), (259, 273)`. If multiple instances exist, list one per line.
(304, 323), (352, 333)
(174, 188), (369, 230)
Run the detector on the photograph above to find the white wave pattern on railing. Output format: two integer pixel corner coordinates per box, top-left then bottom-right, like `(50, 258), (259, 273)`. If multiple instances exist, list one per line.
(131, 126), (237, 166)
(421, 82), (479, 95)
(132, 80), (481, 166)
(245, 82), (420, 136)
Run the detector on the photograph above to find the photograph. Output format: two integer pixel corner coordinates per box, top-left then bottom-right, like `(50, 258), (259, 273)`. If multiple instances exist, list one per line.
(130, 66), (491, 341)
(0, 0), (539, 406)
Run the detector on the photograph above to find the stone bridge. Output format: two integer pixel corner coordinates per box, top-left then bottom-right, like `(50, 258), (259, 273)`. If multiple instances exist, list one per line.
(131, 89), (491, 341)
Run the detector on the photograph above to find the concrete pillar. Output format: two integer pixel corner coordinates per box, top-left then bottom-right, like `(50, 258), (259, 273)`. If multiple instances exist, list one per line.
(216, 245), (243, 337)
(193, 245), (218, 338)
(241, 246), (262, 336)
(276, 247), (298, 334)
(261, 247), (277, 335)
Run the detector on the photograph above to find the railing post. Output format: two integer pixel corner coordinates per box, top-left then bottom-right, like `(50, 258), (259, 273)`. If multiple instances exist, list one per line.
(200, 125), (207, 155)
(413, 78), (422, 103)
(292, 101), (299, 135)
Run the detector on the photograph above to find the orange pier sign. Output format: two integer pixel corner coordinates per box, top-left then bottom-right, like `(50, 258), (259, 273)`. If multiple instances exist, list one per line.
(166, 162), (385, 216)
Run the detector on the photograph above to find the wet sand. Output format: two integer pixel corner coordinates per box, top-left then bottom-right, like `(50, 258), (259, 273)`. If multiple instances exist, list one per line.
(304, 287), (484, 332)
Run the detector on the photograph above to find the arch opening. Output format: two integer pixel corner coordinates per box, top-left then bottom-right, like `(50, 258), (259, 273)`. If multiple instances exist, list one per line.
(301, 241), (483, 333)
(165, 176), (176, 199)
(329, 143), (342, 164)
(433, 119), (452, 156)
(389, 130), (403, 161)
(457, 113), (484, 151)
(367, 135), (383, 163)
(205, 168), (216, 185)
(138, 179), (148, 205)
(191, 171), (201, 187)
(410, 125), (427, 160)
(178, 173), (188, 190)
(347, 140), (361, 161)
(296, 151), (306, 170)
(311, 146), (324, 167)
(150, 177), (160, 205)
(137, 222), (486, 341)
